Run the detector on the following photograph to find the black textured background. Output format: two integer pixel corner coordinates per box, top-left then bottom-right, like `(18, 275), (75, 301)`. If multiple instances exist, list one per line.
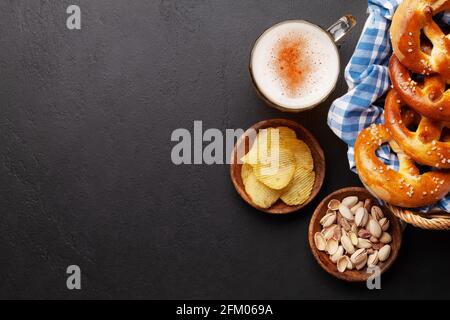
(1, 0), (450, 300)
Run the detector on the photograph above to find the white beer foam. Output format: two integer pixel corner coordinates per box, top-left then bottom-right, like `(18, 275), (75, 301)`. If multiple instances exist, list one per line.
(251, 20), (340, 110)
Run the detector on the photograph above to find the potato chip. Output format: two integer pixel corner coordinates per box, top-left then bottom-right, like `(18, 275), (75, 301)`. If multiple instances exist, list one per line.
(253, 145), (296, 190)
(273, 128), (312, 166)
(268, 127), (299, 150)
(242, 127), (298, 164)
(241, 163), (253, 185)
(291, 139), (314, 171)
(243, 170), (281, 208)
(273, 126), (296, 140)
(241, 129), (272, 165)
(239, 125), (317, 208)
(281, 168), (315, 206)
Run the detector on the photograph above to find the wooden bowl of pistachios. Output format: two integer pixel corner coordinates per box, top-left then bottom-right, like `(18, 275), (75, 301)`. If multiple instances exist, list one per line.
(308, 187), (402, 282)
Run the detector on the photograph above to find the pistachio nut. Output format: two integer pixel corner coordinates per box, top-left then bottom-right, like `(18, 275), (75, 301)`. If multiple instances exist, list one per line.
(372, 242), (384, 250)
(358, 229), (371, 239)
(379, 217), (390, 231)
(332, 226), (342, 241)
(342, 196), (358, 207)
(338, 203), (354, 221)
(368, 219), (382, 238)
(356, 255), (368, 270)
(356, 238), (373, 249)
(350, 248), (367, 265)
(341, 233), (356, 255)
(349, 231), (358, 246)
(379, 232), (392, 244)
(355, 207), (369, 227)
(371, 205), (384, 220)
(367, 251), (379, 267)
(370, 236), (379, 243)
(337, 213), (351, 231)
(363, 198), (373, 212)
(320, 211), (337, 227)
(350, 201), (364, 213)
(378, 244), (391, 262)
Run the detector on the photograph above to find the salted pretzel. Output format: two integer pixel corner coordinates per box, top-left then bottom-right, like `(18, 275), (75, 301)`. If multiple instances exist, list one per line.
(354, 124), (450, 208)
(390, 55), (450, 121)
(390, 0), (450, 80)
(384, 89), (450, 168)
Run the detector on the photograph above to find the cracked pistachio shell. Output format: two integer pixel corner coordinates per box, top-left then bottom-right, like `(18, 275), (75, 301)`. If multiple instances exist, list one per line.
(337, 255), (351, 273)
(314, 232), (326, 251)
(322, 224), (338, 240)
(320, 211), (337, 228)
(326, 239), (339, 255)
(328, 199), (341, 211)
(330, 246), (344, 263)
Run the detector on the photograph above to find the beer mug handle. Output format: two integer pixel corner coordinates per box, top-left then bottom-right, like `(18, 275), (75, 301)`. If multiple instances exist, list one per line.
(326, 15), (357, 43)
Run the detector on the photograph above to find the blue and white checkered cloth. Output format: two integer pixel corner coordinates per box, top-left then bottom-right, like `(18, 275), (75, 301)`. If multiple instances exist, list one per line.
(328, 0), (450, 212)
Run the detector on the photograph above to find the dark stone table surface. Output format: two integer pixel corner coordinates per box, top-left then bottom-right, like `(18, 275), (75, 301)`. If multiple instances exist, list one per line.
(1, 0), (449, 299)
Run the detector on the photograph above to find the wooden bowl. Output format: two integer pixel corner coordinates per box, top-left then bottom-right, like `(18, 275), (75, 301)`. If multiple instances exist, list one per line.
(308, 187), (402, 282)
(230, 118), (325, 214)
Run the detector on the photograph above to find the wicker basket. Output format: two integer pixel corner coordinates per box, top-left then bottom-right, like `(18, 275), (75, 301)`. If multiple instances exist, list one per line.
(386, 204), (450, 230)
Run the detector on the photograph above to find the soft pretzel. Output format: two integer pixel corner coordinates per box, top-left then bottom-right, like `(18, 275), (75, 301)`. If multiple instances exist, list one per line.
(354, 124), (450, 208)
(384, 89), (450, 168)
(390, 0), (450, 80)
(390, 55), (450, 121)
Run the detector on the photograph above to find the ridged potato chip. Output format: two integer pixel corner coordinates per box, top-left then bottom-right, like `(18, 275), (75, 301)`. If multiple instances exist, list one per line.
(274, 126), (296, 140)
(242, 127), (295, 164)
(281, 168), (315, 206)
(253, 145), (296, 190)
(243, 169), (281, 208)
(240, 125), (315, 208)
(241, 129), (271, 165)
(241, 163), (253, 185)
(291, 139), (314, 171)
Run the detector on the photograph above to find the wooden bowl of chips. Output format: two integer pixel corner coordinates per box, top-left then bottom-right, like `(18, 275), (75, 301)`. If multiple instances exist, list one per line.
(230, 118), (325, 214)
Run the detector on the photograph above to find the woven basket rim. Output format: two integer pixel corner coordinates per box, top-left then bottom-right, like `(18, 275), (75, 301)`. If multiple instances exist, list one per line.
(387, 204), (450, 230)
